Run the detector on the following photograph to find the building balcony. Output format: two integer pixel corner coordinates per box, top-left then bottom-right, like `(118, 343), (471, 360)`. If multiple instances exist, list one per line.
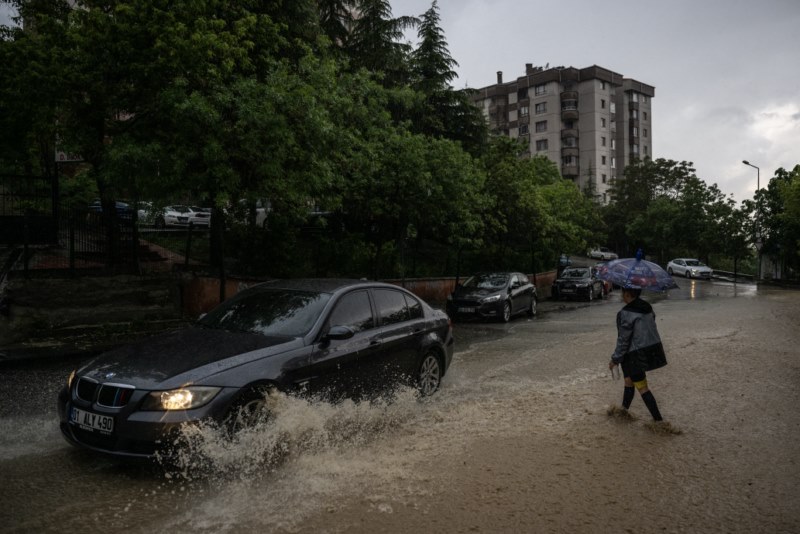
(561, 147), (579, 158)
(561, 108), (578, 121)
(560, 90), (578, 101)
(562, 164), (579, 177)
(628, 101), (640, 110)
(629, 118), (639, 128)
(561, 128), (579, 139)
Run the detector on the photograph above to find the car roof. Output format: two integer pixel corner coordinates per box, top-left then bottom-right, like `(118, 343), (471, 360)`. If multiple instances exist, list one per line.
(253, 278), (401, 294)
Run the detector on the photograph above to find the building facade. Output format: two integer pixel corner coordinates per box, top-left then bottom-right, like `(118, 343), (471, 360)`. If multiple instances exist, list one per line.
(473, 64), (655, 204)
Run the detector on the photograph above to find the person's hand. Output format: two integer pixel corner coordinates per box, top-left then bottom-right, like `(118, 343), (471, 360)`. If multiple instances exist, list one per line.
(608, 359), (617, 370)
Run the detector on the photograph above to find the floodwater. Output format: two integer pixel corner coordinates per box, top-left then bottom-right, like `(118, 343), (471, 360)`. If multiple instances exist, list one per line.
(1, 281), (798, 533)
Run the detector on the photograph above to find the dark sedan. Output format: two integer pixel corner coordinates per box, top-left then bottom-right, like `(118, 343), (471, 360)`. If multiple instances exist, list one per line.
(552, 267), (604, 301)
(57, 279), (454, 458)
(446, 272), (537, 322)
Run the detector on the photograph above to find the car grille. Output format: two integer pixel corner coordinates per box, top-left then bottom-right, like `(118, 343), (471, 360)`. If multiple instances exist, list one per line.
(452, 298), (481, 307)
(75, 377), (134, 407)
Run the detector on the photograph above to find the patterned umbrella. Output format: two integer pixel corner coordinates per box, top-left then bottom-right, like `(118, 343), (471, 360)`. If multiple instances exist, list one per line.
(595, 249), (679, 292)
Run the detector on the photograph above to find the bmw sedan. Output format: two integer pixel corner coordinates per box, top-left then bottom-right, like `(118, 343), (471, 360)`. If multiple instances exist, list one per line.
(446, 272), (537, 322)
(58, 279), (454, 458)
(667, 258), (713, 279)
(552, 267), (604, 301)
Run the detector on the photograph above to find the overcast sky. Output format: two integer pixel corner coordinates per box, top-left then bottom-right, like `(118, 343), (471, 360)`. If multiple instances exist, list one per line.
(3, 2), (798, 204)
(392, 0), (800, 204)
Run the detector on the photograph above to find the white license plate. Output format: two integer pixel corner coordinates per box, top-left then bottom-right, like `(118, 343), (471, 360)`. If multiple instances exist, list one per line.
(70, 407), (114, 434)
(458, 307), (476, 313)
(561, 288), (574, 293)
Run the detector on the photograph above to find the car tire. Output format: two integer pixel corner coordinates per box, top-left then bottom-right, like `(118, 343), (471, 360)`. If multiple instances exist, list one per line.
(685, 271), (691, 279)
(417, 351), (443, 396)
(224, 386), (274, 436)
(527, 296), (537, 317)
(667, 267), (673, 275)
(501, 301), (512, 322)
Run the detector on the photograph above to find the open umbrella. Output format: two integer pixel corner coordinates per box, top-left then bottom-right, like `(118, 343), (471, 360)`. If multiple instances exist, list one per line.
(595, 249), (678, 292)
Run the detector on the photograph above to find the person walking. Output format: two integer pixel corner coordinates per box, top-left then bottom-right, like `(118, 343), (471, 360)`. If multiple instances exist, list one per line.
(608, 286), (668, 422)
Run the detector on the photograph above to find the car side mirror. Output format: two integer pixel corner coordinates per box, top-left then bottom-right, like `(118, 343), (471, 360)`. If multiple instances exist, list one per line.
(325, 325), (355, 341)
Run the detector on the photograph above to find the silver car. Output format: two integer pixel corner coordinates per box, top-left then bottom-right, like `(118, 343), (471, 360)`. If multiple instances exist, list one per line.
(666, 258), (713, 279)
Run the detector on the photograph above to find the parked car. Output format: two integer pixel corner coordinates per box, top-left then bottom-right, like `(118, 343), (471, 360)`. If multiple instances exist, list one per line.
(58, 279), (453, 458)
(154, 205), (192, 228)
(667, 258), (713, 279)
(588, 247), (618, 260)
(87, 199), (133, 219)
(446, 272), (537, 322)
(593, 263), (614, 295)
(552, 267), (604, 301)
(187, 206), (211, 227)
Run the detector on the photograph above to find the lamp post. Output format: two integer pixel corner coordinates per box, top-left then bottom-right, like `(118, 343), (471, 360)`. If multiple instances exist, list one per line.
(742, 160), (761, 281)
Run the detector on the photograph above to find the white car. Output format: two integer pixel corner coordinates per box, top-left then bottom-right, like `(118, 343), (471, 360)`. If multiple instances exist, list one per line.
(588, 247), (618, 260)
(187, 206), (211, 227)
(667, 258), (713, 279)
(154, 205), (193, 228)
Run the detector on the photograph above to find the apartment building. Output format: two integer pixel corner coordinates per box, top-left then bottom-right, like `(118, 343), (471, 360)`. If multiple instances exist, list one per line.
(473, 64), (654, 204)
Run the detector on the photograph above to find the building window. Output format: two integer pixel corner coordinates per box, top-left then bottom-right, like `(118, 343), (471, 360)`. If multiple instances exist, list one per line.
(563, 155), (578, 166)
(632, 126), (638, 137)
(631, 92), (639, 103)
(561, 100), (577, 111)
(601, 136), (606, 147)
(643, 95), (648, 104)
(611, 157), (616, 168)
(643, 145), (648, 155)
(601, 81), (606, 90)
(643, 128), (648, 138)
(563, 136), (577, 147)
(601, 118), (606, 128)
(603, 192), (607, 203)
(602, 174), (607, 184)
(610, 102), (616, 114)
(518, 87), (528, 100)
(536, 139), (548, 151)
(519, 124), (529, 135)
(632, 143), (639, 154)
(535, 102), (546, 114)
(535, 120), (547, 132)
(611, 138), (616, 149)
(601, 155), (607, 165)
(520, 106), (529, 117)
(643, 111), (648, 121)
(601, 99), (606, 109)
(631, 109), (638, 120)
(534, 83), (547, 96)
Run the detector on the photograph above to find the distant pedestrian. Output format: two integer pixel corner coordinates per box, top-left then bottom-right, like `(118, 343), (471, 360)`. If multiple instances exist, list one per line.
(608, 286), (668, 423)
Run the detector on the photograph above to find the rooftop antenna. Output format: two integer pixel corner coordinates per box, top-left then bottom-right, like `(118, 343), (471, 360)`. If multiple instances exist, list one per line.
(545, 62), (549, 69)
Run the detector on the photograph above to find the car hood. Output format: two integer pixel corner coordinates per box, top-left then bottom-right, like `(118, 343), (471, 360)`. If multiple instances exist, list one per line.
(452, 288), (504, 299)
(78, 327), (297, 389)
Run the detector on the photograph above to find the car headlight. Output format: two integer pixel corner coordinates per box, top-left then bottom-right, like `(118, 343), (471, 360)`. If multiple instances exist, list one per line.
(481, 294), (502, 304)
(141, 386), (222, 411)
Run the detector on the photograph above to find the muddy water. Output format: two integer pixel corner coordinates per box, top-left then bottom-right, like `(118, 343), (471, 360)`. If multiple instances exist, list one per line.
(1, 283), (799, 533)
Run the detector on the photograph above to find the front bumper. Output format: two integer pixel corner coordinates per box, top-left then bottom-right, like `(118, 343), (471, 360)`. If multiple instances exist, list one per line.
(446, 299), (505, 320)
(57, 385), (239, 458)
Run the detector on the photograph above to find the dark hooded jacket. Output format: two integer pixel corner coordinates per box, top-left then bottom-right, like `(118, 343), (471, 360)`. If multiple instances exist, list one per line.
(611, 297), (667, 374)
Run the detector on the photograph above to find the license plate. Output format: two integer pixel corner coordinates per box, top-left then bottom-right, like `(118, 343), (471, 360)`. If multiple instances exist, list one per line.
(561, 288), (574, 293)
(70, 407), (114, 434)
(458, 307), (476, 313)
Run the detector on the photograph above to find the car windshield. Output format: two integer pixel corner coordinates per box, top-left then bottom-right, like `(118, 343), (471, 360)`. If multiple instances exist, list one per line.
(685, 260), (705, 266)
(171, 205), (190, 213)
(562, 268), (589, 279)
(463, 273), (509, 289)
(197, 288), (332, 337)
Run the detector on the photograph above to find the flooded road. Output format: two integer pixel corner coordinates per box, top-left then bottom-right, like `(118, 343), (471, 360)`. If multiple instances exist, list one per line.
(2, 280), (799, 533)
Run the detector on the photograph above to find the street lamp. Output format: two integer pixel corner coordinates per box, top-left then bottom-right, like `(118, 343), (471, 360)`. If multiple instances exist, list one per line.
(742, 160), (760, 191)
(743, 160), (761, 281)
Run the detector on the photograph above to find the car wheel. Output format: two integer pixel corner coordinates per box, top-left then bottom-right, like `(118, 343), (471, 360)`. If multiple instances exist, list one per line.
(224, 386), (274, 436)
(155, 217), (165, 229)
(417, 351), (443, 396)
(501, 301), (512, 322)
(667, 267), (673, 275)
(685, 271), (691, 279)
(527, 296), (537, 317)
